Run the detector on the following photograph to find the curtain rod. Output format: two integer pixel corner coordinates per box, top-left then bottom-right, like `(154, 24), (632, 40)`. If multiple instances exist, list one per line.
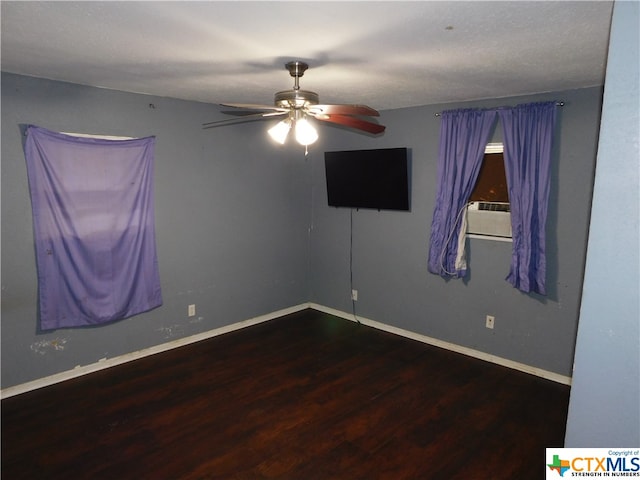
(434, 101), (564, 117)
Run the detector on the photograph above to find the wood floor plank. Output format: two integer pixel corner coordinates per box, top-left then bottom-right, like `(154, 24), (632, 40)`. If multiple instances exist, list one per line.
(1, 309), (570, 479)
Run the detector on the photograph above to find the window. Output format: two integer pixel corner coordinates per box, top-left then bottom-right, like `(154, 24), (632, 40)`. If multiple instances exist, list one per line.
(466, 143), (512, 240)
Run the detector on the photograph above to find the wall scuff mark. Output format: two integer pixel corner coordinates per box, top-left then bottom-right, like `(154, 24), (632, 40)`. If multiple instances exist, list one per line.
(157, 325), (184, 339)
(31, 338), (68, 355)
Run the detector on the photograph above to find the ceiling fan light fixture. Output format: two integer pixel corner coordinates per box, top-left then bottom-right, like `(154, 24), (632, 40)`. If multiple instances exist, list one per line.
(294, 117), (318, 146)
(267, 118), (291, 144)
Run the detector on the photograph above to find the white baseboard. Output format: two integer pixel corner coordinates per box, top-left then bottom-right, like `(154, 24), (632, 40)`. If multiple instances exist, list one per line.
(309, 303), (572, 386)
(0, 304), (309, 399)
(1, 302), (570, 399)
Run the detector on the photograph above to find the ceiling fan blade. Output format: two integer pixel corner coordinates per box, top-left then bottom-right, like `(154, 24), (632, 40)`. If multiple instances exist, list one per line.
(316, 114), (386, 134)
(221, 103), (288, 112)
(202, 111), (287, 129)
(221, 109), (288, 118)
(306, 104), (380, 117)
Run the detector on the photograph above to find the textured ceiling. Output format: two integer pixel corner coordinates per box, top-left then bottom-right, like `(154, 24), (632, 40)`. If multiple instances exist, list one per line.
(1, 1), (614, 111)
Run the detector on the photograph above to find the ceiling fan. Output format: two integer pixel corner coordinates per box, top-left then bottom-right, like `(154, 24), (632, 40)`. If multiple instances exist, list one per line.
(202, 61), (386, 146)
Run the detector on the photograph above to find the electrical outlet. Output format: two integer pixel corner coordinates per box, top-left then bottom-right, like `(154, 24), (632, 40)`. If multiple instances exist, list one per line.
(486, 315), (495, 329)
(351, 289), (358, 301)
(188, 304), (196, 317)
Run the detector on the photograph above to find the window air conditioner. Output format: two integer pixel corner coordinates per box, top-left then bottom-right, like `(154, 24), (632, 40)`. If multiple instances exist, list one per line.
(466, 201), (512, 238)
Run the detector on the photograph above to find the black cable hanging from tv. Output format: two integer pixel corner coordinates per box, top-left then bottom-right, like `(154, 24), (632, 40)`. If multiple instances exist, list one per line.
(350, 208), (360, 325)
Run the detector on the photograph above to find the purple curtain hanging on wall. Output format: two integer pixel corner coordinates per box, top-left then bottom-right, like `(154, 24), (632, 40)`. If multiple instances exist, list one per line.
(499, 102), (557, 295)
(427, 108), (497, 277)
(24, 125), (162, 330)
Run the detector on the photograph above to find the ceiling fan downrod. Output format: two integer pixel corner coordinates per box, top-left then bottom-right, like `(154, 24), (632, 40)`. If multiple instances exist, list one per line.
(275, 61), (318, 109)
(285, 61), (309, 90)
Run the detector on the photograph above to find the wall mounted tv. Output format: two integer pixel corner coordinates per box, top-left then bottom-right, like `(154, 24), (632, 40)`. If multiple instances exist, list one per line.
(324, 147), (410, 211)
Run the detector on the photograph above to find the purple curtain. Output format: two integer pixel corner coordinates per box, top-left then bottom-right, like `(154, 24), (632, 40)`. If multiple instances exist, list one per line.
(24, 125), (162, 330)
(499, 102), (557, 294)
(428, 109), (497, 277)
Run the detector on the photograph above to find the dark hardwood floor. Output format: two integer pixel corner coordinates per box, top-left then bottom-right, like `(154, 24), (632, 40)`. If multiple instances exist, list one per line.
(1, 309), (570, 479)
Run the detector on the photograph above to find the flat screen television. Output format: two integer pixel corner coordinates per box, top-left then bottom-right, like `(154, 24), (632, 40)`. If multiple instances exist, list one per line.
(324, 147), (410, 211)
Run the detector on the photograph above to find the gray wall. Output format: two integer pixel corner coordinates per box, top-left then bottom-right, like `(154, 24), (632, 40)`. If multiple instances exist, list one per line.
(565, 0), (640, 446)
(1, 72), (603, 390)
(1, 73), (311, 388)
(309, 87), (603, 378)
